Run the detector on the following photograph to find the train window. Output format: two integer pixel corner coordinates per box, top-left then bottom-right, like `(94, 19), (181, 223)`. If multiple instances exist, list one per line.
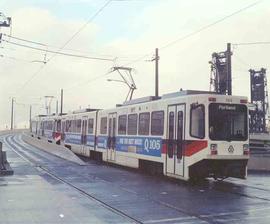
(138, 113), (150, 135)
(56, 120), (61, 132)
(88, 118), (94, 134)
(62, 121), (66, 133)
(177, 111), (183, 159)
(118, 115), (127, 135)
(76, 119), (82, 133)
(47, 121), (52, 130)
(128, 114), (138, 135)
(100, 117), (107, 134)
(53, 121), (56, 132)
(67, 120), (71, 132)
(66, 120), (70, 132)
(168, 112), (174, 158)
(209, 103), (247, 141)
(71, 120), (75, 132)
(151, 111), (164, 136)
(190, 104), (205, 139)
(72, 120), (77, 133)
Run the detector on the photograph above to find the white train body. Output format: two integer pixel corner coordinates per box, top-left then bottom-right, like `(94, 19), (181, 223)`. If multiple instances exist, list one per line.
(30, 90), (249, 181)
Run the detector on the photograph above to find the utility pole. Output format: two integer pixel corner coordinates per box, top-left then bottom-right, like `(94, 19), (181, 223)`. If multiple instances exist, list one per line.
(150, 48), (159, 97)
(60, 89), (63, 115)
(226, 43), (232, 95)
(10, 98), (14, 130)
(155, 48), (159, 98)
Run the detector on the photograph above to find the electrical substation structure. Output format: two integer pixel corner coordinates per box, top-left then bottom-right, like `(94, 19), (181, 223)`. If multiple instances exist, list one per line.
(0, 13), (11, 28)
(249, 68), (269, 133)
(210, 43), (232, 95)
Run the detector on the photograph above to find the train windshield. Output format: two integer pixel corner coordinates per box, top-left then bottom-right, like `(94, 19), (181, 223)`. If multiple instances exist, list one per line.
(209, 103), (248, 141)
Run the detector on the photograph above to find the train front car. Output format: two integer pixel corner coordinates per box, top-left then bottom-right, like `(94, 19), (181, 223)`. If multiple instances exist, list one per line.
(188, 94), (249, 180)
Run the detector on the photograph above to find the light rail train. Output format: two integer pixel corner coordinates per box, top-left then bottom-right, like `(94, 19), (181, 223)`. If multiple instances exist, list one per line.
(30, 90), (249, 181)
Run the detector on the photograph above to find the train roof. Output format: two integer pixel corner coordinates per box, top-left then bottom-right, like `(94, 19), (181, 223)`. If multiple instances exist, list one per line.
(121, 90), (219, 106)
(33, 90), (248, 120)
(161, 90), (217, 99)
(71, 108), (99, 114)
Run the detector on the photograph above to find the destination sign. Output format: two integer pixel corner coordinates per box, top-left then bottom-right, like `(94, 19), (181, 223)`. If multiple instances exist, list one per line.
(218, 105), (236, 111)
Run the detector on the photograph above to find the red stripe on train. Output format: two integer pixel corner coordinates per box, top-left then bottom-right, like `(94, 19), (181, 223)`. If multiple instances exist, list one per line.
(183, 140), (208, 156)
(162, 143), (167, 154)
(162, 140), (208, 157)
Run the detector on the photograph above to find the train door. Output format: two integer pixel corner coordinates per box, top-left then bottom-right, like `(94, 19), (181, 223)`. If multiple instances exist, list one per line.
(81, 119), (87, 145)
(81, 118), (88, 156)
(61, 120), (66, 141)
(107, 113), (117, 161)
(166, 104), (185, 176)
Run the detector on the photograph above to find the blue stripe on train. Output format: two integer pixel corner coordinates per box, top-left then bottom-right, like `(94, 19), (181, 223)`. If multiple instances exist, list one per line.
(65, 133), (96, 146)
(65, 133), (81, 145)
(64, 134), (162, 157)
(44, 130), (53, 139)
(86, 135), (95, 147)
(97, 136), (108, 149)
(116, 136), (162, 157)
(97, 135), (162, 157)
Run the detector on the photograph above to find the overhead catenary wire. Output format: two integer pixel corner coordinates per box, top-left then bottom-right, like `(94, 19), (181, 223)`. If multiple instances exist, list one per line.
(65, 0), (265, 92)
(1, 32), (121, 58)
(2, 33), (47, 46)
(121, 0), (263, 67)
(0, 54), (32, 62)
(2, 39), (114, 62)
(46, 0), (113, 64)
(64, 70), (114, 92)
(160, 0), (263, 50)
(14, 0), (113, 95)
(233, 41), (270, 46)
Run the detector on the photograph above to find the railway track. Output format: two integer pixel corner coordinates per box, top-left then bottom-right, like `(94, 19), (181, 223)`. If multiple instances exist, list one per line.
(3, 134), (142, 224)
(2, 134), (214, 223)
(3, 133), (270, 224)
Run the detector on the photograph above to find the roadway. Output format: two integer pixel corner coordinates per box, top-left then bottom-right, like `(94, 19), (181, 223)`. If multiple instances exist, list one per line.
(1, 133), (270, 223)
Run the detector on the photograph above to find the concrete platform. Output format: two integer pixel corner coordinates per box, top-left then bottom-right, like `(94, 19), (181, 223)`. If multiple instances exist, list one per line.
(0, 134), (134, 224)
(2, 133), (270, 223)
(22, 133), (85, 166)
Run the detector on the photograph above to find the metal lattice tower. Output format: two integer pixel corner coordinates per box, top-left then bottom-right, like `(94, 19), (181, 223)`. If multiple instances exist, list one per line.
(210, 43), (232, 95)
(0, 13), (11, 28)
(249, 68), (269, 133)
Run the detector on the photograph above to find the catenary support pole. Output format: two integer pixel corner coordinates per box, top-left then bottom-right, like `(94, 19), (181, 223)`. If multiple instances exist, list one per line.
(226, 43), (232, 95)
(60, 89), (63, 115)
(155, 48), (159, 98)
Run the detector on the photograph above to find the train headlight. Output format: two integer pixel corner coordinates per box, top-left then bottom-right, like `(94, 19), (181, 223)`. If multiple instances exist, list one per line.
(243, 144), (249, 155)
(210, 144), (217, 155)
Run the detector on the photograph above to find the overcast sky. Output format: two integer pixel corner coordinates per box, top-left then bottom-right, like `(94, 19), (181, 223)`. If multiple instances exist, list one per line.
(0, 0), (269, 129)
